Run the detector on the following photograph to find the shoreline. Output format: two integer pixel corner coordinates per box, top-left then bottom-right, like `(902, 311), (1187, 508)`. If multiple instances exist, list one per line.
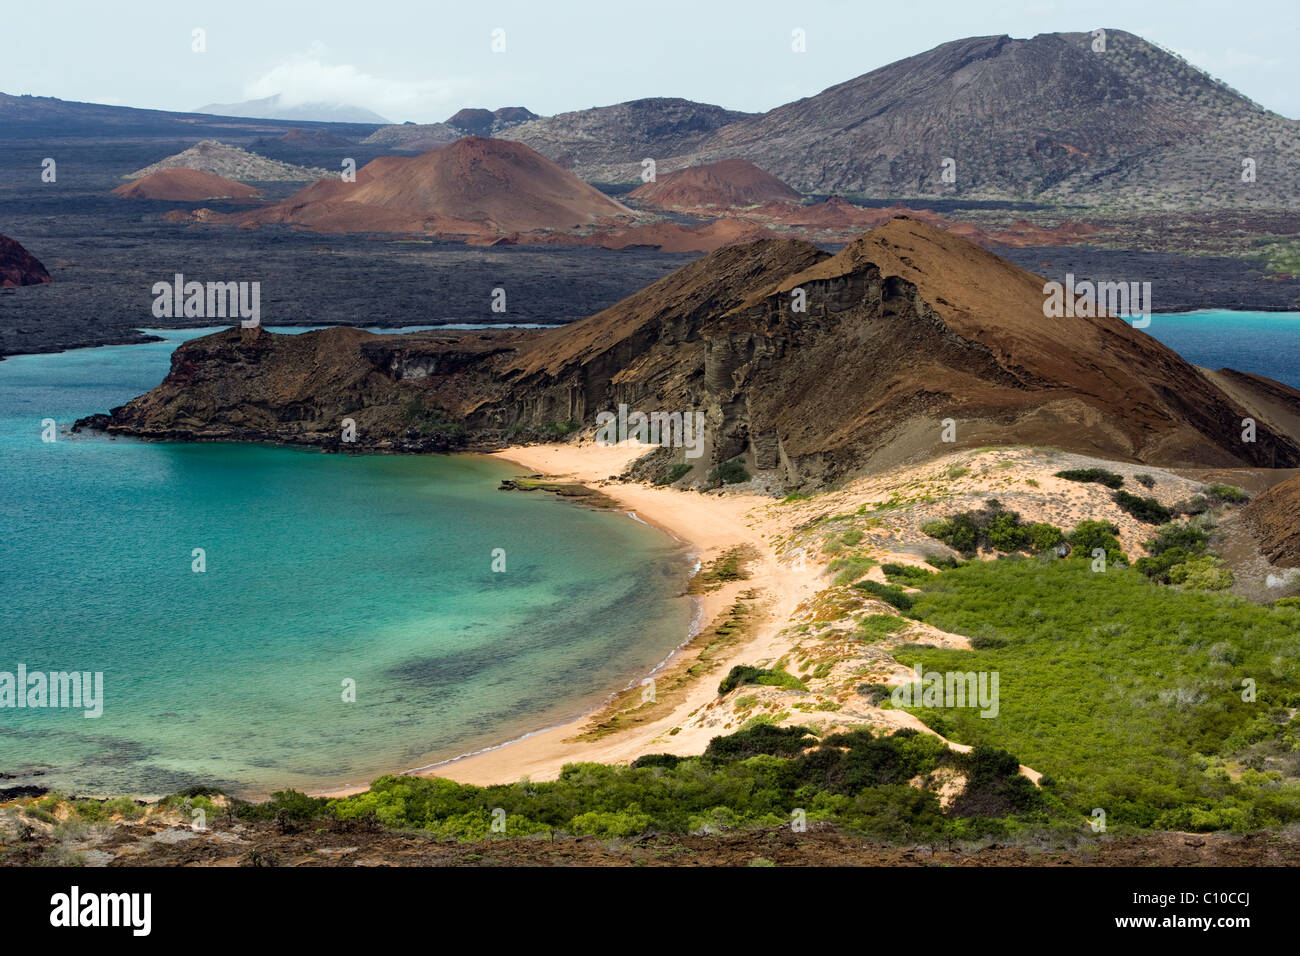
(312, 439), (823, 796)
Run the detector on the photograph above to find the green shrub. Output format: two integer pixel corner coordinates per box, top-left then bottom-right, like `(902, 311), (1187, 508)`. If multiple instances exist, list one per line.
(1114, 490), (1174, 524)
(1025, 522), (1065, 552)
(717, 665), (807, 695)
(1145, 522), (1209, 556)
(1175, 495), (1211, 516)
(828, 554), (876, 585)
(655, 462), (693, 486)
(1135, 473), (1156, 489)
(1168, 555), (1234, 590)
(923, 501), (1062, 558)
(857, 613), (906, 640)
(853, 579), (915, 612)
(1055, 468), (1124, 489)
(1205, 483), (1249, 504)
(881, 563), (932, 585)
(707, 457), (750, 486)
(1065, 520), (1126, 565)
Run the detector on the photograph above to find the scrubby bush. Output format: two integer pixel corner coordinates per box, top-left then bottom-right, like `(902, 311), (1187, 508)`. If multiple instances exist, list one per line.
(655, 462), (692, 486)
(717, 665), (807, 695)
(853, 579), (915, 612)
(1025, 522), (1065, 553)
(1066, 520), (1126, 565)
(923, 501), (1063, 558)
(707, 457), (750, 486)
(881, 563), (932, 586)
(1205, 483), (1249, 504)
(1168, 555), (1234, 590)
(1135, 473), (1156, 489)
(828, 554), (876, 585)
(1055, 468), (1125, 489)
(1175, 495), (1211, 516)
(1113, 490), (1173, 524)
(857, 613), (906, 640)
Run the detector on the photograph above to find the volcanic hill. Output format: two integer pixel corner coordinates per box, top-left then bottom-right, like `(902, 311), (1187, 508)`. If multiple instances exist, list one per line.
(446, 106), (538, 136)
(547, 31), (1300, 207)
(83, 219), (1300, 484)
(361, 122), (461, 151)
(112, 168), (260, 201)
(627, 159), (802, 210)
(499, 98), (756, 183)
(239, 136), (632, 237)
(0, 233), (52, 287)
(125, 140), (328, 182)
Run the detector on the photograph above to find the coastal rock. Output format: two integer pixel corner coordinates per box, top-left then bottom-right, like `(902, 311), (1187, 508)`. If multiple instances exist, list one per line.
(0, 233), (52, 286)
(81, 219), (1300, 486)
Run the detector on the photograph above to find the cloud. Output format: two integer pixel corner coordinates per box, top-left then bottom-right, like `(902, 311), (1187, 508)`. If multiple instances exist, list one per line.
(243, 49), (470, 122)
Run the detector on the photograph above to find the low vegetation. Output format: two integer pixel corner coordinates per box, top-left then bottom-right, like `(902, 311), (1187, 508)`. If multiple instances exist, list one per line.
(707, 457), (750, 487)
(70, 726), (1045, 844)
(903, 558), (1300, 831)
(922, 500), (1064, 558)
(1055, 468), (1125, 489)
(1113, 489), (1174, 524)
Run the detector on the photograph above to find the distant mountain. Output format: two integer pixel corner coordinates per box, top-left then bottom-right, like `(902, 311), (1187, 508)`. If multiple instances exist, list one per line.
(686, 30), (1300, 206)
(446, 106), (538, 136)
(0, 92), (384, 142)
(125, 140), (328, 182)
(0, 233), (52, 287)
(628, 159), (802, 210)
(196, 94), (390, 124)
(361, 122), (462, 151)
(498, 98), (756, 183)
(253, 129), (359, 148)
(238, 136), (631, 237)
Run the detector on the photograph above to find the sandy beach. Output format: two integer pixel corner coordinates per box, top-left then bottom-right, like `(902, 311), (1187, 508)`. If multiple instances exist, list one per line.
(414, 440), (825, 785)
(311, 443), (1281, 796)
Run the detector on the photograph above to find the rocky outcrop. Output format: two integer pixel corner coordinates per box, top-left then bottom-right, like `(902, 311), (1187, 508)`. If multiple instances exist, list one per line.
(124, 140), (328, 182)
(1243, 476), (1300, 567)
(80, 219), (1300, 486)
(0, 234), (52, 286)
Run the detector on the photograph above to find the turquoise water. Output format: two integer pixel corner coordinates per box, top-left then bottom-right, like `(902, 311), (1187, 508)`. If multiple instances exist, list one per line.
(1141, 311), (1300, 389)
(0, 329), (692, 797)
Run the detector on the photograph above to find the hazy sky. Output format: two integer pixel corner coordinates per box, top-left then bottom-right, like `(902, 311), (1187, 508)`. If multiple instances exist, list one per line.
(4, 0), (1297, 122)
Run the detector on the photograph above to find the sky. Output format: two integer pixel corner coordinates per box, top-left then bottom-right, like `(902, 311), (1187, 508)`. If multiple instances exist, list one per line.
(3, 0), (1297, 122)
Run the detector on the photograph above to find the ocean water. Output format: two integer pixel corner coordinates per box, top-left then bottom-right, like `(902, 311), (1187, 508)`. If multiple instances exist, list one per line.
(0, 328), (692, 797)
(1140, 310), (1300, 389)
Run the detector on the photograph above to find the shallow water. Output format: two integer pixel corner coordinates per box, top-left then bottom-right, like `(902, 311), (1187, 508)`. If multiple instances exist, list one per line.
(0, 329), (692, 797)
